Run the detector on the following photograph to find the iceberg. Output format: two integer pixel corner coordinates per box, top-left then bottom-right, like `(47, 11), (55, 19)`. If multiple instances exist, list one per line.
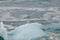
(8, 23), (46, 40)
(0, 22), (8, 40)
(48, 23), (60, 29)
(42, 23), (60, 31)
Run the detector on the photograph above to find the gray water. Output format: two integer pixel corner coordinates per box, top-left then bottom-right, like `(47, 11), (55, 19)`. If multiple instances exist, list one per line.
(0, 0), (60, 22)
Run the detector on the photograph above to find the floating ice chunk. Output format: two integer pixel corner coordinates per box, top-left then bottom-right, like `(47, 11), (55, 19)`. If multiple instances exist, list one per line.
(43, 23), (60, 31)
(9, 23), (46, 40)
(0, 22), (8, 40)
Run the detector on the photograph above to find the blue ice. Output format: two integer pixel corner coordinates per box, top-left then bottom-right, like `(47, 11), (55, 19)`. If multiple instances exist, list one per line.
(8, 23), (46, 40)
